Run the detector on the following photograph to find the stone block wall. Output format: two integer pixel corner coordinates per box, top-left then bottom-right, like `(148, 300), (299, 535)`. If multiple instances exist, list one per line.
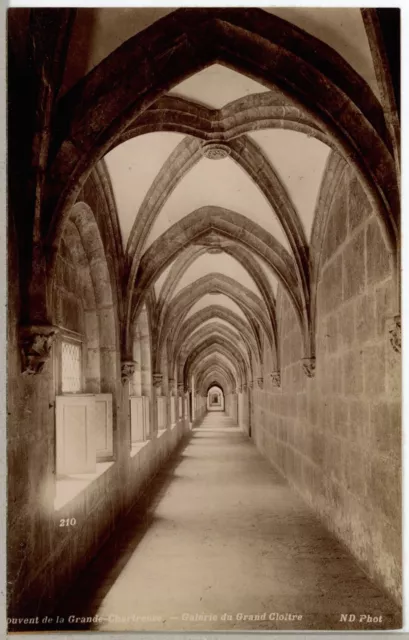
(238, 389), (250, 434)
(225, 393), (238, 423)
(7, 220), (190, 620)
(251, 165), (401, 602)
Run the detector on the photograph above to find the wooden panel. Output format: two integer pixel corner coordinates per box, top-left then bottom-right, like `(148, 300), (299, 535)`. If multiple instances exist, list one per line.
(130, 396), (145, 442)
(157, 396), (167, 429)
(56, 395), (96, 475)
(143, 397), (150, 437)
(95, 393), (113, 459)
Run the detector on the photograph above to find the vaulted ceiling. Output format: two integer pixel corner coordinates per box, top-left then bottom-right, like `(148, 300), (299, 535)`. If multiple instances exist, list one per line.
(102, 60), (334, 391)
(60, 8), (380, 99)
(51, 7), (393, 397)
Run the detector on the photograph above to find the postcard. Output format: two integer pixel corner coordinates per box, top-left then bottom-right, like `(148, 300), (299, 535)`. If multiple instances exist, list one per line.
(6, 5), (402, 634)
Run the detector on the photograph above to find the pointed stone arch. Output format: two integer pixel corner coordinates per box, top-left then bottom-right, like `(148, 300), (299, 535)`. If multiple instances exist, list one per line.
(112, 94), (333, 149)
(156, 273), (277, 373)
(169, 304), (262, 368)
(46, 6), (398, 270)
(155, 242), (278, 352)
(177, 322), (253, 384)
(127, 207), (304, 357)
(123, 131), (309, 306)
(192, 352), (243, 392)
(184, 337), (250, 389)
(197, 365), (236, 395)
(196, 358), (237, 389)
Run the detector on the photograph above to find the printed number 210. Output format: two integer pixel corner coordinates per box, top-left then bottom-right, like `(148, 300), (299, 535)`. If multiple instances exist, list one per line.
(59, 518), (77, 527)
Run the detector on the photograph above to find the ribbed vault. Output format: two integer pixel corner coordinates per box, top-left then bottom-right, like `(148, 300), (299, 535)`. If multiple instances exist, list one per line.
(6, 8), (402, 622)
(36, 7), (399, 404)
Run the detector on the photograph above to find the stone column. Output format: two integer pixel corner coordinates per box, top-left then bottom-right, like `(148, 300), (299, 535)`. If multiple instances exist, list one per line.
(151, 373), (163, 437)
(231, 393), (238, 424)
(185, 385), (191, 425)
(177, 382), (184, 423)
(140, 335), (151, 395)
(132, 338), (142, 396)
(169, 379), (176, 427)
(121, 360), (136, 450)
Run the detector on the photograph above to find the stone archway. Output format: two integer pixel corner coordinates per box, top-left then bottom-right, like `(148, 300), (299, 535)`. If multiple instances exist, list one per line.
(207, 385), (225, 412)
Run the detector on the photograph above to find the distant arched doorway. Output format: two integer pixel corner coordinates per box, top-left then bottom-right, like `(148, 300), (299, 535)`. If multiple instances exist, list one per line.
(207, 386), (224, 412)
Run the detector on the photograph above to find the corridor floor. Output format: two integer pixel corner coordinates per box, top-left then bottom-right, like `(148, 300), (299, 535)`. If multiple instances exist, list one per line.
(57, 413), (401, 632)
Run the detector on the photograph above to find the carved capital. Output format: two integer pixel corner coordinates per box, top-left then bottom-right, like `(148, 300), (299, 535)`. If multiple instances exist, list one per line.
(121, 360), (136, 384)
(270, 371), (281, 387)
(242, 383), (248, 392)
(152, 373), (163, 388)
(168, 378), (176, 395)
(20, 325), (59, 375)
(257, 377), (264, 389)
(302, 357), (316, 378)
(177, 382), (184, 394)
(388, 315), (401, 353)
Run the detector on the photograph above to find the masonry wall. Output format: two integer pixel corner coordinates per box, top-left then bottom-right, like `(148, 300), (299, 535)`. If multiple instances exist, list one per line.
(251, 165), (401, 602)
(7, 216), (190, 621)
(225, 393), (238, 423)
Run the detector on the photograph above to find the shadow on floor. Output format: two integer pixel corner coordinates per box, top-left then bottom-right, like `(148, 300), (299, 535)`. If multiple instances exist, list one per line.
(46, 421), (401, 633)
(50, 432), (194, 630)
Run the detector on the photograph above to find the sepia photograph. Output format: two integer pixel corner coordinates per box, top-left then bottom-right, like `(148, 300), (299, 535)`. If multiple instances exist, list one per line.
(6, 4), (402, 634)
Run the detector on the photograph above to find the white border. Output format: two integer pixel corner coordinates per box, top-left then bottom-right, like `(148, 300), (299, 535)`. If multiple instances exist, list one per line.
(5, 0), (406, 7)
(1, 1), (407, 638)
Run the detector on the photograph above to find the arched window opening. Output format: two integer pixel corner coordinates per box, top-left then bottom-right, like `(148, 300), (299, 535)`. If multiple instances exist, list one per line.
(207, 386), (225, 412)
(61, 338), (82, 393)
(52, 206), (117, 497)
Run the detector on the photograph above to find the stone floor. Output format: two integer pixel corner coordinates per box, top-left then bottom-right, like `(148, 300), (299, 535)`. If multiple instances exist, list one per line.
(54, 413), (401, 632)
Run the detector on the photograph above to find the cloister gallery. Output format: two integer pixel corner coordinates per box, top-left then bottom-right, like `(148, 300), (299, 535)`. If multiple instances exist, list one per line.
(7, 7), (401, 632)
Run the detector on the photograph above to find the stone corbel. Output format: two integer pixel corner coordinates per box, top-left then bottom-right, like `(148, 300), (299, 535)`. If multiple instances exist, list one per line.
(242, 383), (248, 392)
(248, 380), (254, 389)
(177, 382), (184, 395)
(270, 371), (281, 387)
(20, 325), (59, 375)
(152, 373), (163, 388)
(302, 357), (316, 378)
(257, 377), (264, 389)
(388, 315), (401, 353)
(121, 360), (136, 384)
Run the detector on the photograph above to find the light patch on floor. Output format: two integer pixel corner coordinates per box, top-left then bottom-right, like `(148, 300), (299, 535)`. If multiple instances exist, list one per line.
(56, 413), (401, 632)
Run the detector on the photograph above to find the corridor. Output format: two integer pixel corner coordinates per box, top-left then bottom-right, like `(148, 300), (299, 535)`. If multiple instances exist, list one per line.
(55, 412), (400, 632)
(7, 7), (401, 634)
